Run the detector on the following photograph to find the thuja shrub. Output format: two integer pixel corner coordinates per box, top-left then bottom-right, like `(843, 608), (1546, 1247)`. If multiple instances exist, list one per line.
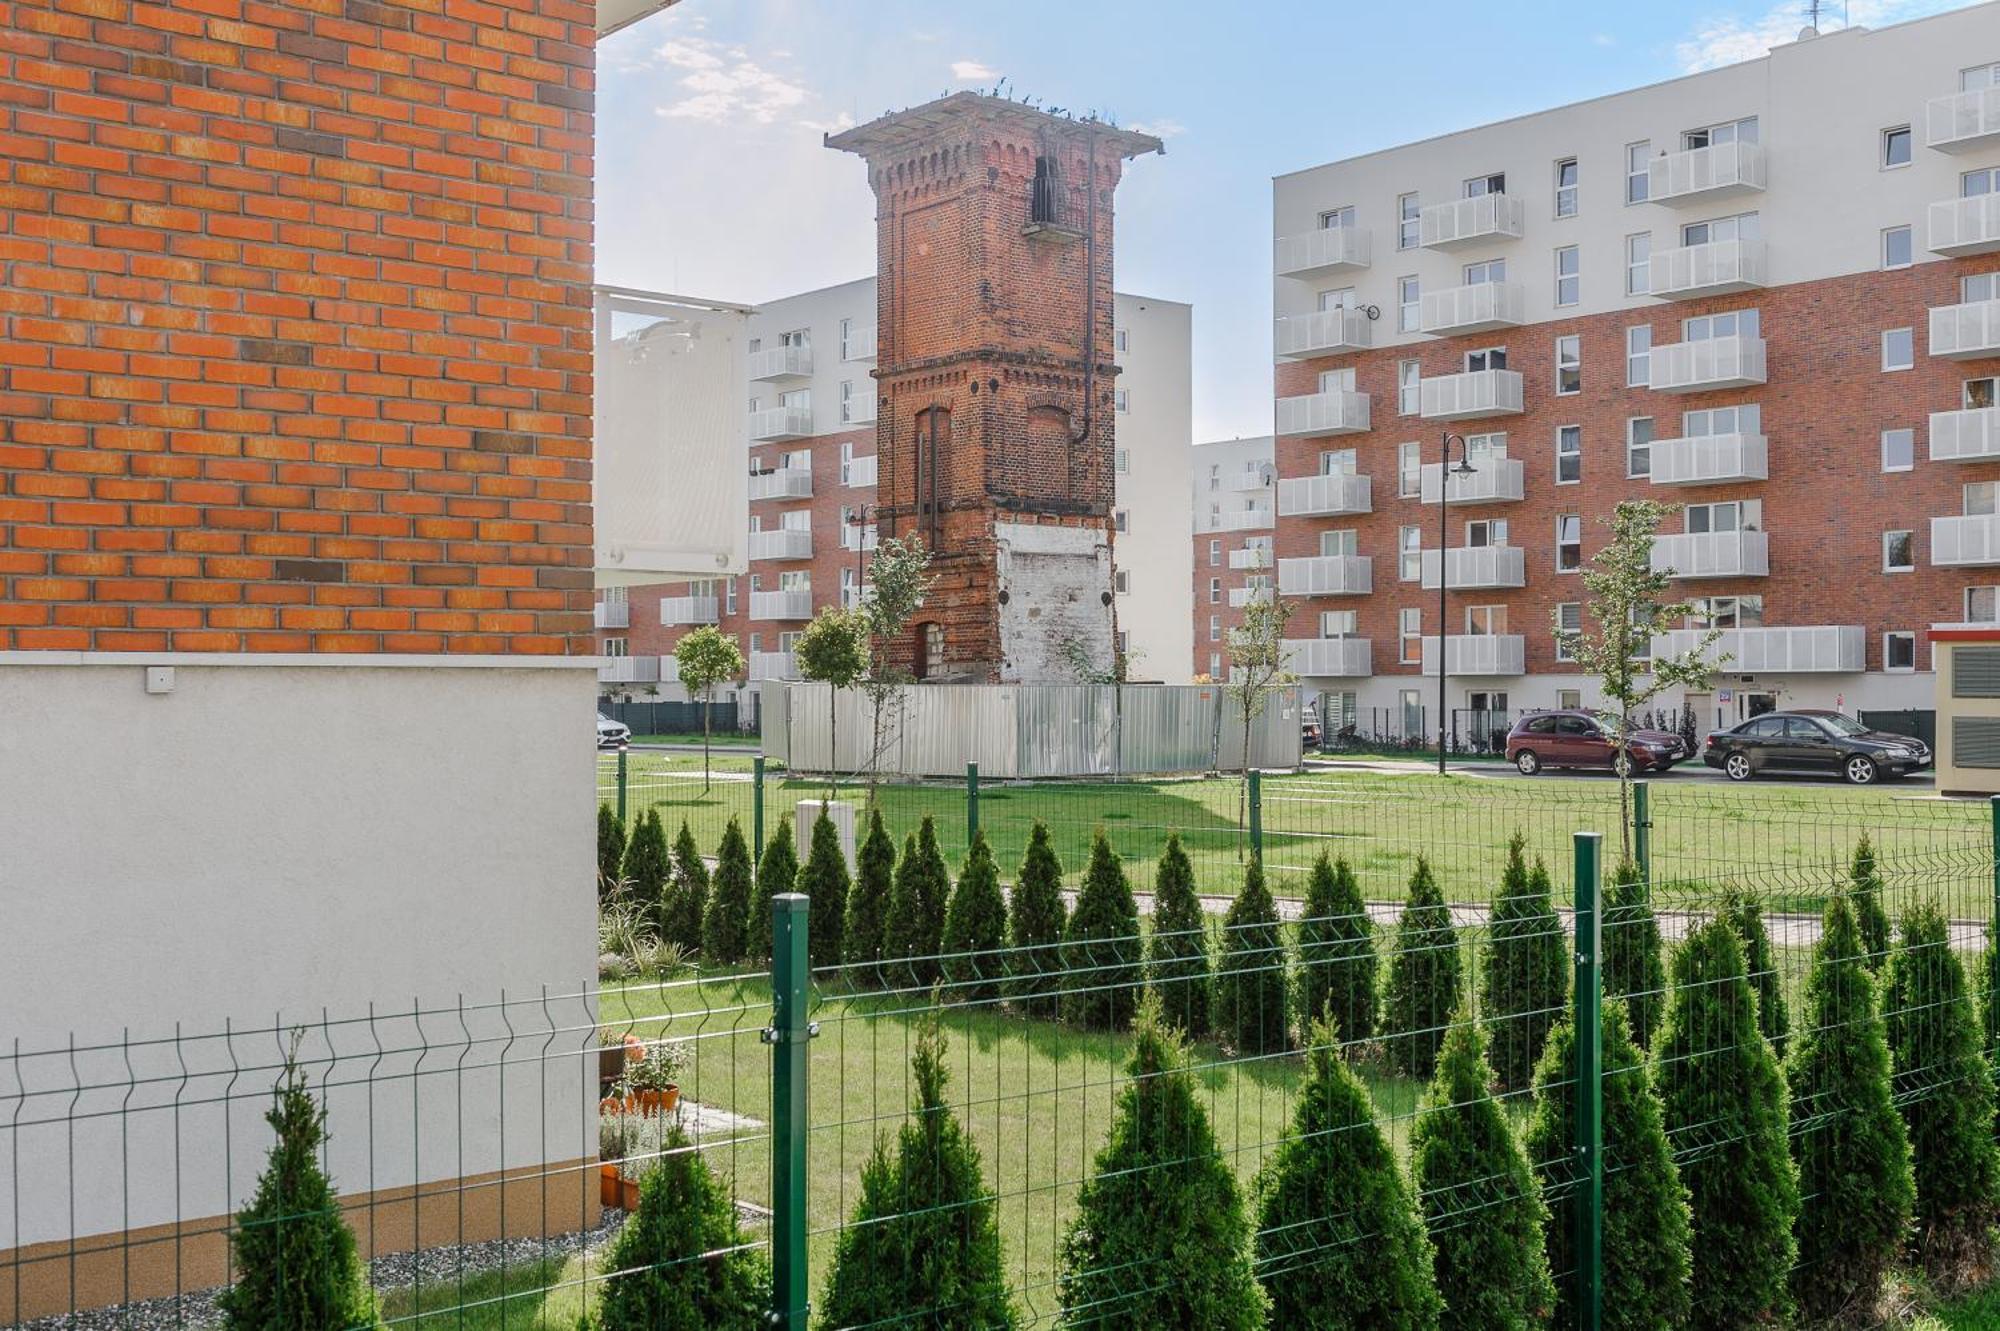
(1216, 853), (1289, 1055)
(1145, 833), (1211, 1037)
(1060, 831), (1141, 1031)
(756, 817), (799, 900)
(842, 808), (896, 976)
(1721, 891), (1792, 1062)
(1385, 857), (1463, 1080)
(700, 817), (756, 966)
(1253, 1015), (1442, 1330)
(1480, 835), (1567, 1094)
(797, 810), (851, 969)
(886, 816), (950, 988)
(1294, 853), (1377, 1052)
(1007, 822), (1067, 1019)
(1848, 834), (1892, 974)
(664, 820), (709, 954)
(597, 804), (626, 905)
(597, 1126), (768, 1331)
(622, 808), (670, 922)
(942, 830), (1009, 1005)
(1603, 859), (1665, 1050)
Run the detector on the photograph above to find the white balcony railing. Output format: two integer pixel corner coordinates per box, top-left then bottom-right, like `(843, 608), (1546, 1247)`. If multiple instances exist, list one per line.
(1274, 307), (1372, 360)
(1928, 194), (2000, 256)
(1649, 433), (1769, 486)
(1933, 513), (2000, 566)
(1419, 457), (1525, 506)
(1651, 529), (1769, 578)
(840, 524), (879, 553)
(1226, 465), (1276, 492)
(1928, 85), (2000, 152)
(842, 325), (878, 360)
(1931, 407), (2000, 462)
(1647, 140), (1767, 204)
(1646, 238), (1767, 298)
(1647, 335), (1767, 392)
(598, 655), (661, 684)
(1419, 634), (1526, 677)
(842, 453), (878, 488)
(658, 657), (682, 685)
(1652, 626), (1864, 673)
(747, 344), (813, 381)
(1930, 299), (2000, 359)
(1214, 505), (1274, 532)
(1418, 281), (1526, 336)
(1283, 637), (1372, 677)
(1419, 193), (1526, 249)
(1276, 554), (1372, 597)
(1275, 226), (1371, 277)
(750, 589), (814, 620)
(747, 467), (813, 501)
(749, 406), (814, 440)
(1228, 546), (1272, 571)
(1276, 389), (1370, 437)
(748, 650), (798, 681)
(844, 396), (878, 425)
(1419, 369), (1525, 422)
(1276, 471), (1371, 518)
(748, 527), (813, 561)
(1419, 545), (1526, 590)
(594, 599), (630, 629)
(1228, 584), (1274, 609)
(659, 595), (719, 626)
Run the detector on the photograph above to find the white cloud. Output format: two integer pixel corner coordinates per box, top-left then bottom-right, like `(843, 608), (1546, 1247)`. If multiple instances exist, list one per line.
(1591, 32), (1616, 47)
(951, 59), (998, 81)
(1676, 0), (1968, 72)
(1129, 118), (1187, 139)
(640, 32), (814, 124)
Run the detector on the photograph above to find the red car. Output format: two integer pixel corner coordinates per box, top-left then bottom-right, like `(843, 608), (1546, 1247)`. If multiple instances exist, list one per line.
(1505, 710), (1688, 776)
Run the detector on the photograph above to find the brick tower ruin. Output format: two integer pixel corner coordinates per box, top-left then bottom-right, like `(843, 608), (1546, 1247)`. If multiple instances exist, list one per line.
(828, 94), (1161, 682)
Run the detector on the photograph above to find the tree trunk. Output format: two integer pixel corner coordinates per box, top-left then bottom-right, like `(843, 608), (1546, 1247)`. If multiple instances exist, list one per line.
(1617, 707), (1633, 866)
(1237, 693), (1254, 861)
(827, 690), (838, 805)
(701, 691), (712, 793)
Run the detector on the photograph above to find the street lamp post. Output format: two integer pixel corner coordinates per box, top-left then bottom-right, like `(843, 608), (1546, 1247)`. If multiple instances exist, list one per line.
(1437, 431), (1478, 776)
(848, 502), (871, 605)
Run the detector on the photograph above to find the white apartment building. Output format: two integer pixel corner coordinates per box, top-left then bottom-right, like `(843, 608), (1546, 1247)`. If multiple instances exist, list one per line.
(1191, 435), (1278, 681)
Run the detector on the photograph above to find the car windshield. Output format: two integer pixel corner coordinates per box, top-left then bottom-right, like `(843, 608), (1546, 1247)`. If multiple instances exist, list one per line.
(1812, 713), (1868, 737)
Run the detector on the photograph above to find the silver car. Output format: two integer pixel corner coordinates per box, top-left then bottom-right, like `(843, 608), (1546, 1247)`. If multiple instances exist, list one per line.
(597, 712), (631, 749)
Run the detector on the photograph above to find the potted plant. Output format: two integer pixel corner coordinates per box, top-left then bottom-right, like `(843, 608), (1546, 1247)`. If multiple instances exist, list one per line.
(622, 1039), (686, 1115)
(599, 1115), (638, 1208)
(597, 1027), (636, 1094)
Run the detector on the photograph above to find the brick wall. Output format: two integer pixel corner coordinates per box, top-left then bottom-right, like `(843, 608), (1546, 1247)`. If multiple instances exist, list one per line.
(0, 0), (596, 656)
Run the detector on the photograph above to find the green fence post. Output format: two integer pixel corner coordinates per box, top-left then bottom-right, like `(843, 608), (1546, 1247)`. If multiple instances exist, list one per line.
(767, 892), (813, 1330)
(1631, 780), (1651, 885)
(753, 755), (766, 859)
(1572, 830), (1604, 1331)
(615, 746), (627, 824)
(967, 762), (980, 844)
(1248, 769), (1263, 859)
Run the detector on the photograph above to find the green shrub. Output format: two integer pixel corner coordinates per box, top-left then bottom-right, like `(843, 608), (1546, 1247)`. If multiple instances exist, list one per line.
(217, 1049), (379, 1331)
(1058, 998), (1267, 1330)
(1524, 1002), (1691, 1331)
(664, 820), (708, 954)
(1060, 831), (1141, 1031)
(1146, 833), (1211, 1037)
(797, 810), (850, 969)
(1985, 924), (2000, 1061)
(1655, 919), (1798, 1331)
(757, 817), (799, 900)
(1886, 901), (1999, 1288)
(597, 804), (626, 904)
(1603, 859), (1665, 1050)
(1409, 1016), (1555, 1330)
(1721, 891), (1791, 1062)
(1385, 857), (1463, 1080)
(886, 816), (950, 988)
(1216, 854), (1288, 1055)
(1480, 835), (1567, 1093)
(842, 808), (897, 976)
(1848, 834), (1892, 974)
(1007, 821), (1067, 1019)
(1788, 896), (1912, 1324)
(1294, 853), (1376, 1052)
(942, 830), (1009, 1005)
(700, 817), (756, 966)
(597, 1125), (768, 1331)
(622, 808), (670, 922)
(818, 1021), (1017, 1330)
(1253, 1015), (1442, 1330)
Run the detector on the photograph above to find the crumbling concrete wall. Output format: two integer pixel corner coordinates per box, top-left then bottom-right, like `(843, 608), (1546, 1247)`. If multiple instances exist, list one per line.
(996, 521), (1114, 682)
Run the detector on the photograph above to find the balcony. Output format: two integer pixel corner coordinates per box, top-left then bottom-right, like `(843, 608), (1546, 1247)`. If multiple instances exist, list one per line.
(1420, 634), (1526, 677)
(1651, 529), (1769, 578)
(1214, 505), (1274, 532)
(1274, 226), (1371, 278)
(1419, 544), (1526, 590)
(1228, 584), (1273, 609)
(659, 594), (719, 626)
(749, 406), (814, 441)
(840, 523), (879, 553)
(1646, 140), (1767, 205)
(1276, 471), (1372, 517)
(1419, 368), (1525, 421)
(598, 655), (660, 685)
(1226, 465), (1276, 492)
(1227, 546), (1272, 571)
(1277, 554), (1372, 597)
(751, 589), (814, 620)
(1652, 625), (1864, 673)
(1933, 513), (2000, 566)
(1418, 281), (1525, 336)
(1647, 335), (1767, 392)
(1274, 307), (1372, 360)
(1648, 433), (1768, 486)
(1283, 637), (1372, 677)
(842, 325), (878, 360)
(1929, 299), (2000, 359)
(1931, 407), (2000, 461)
(748, 650), (798, 681)
(748, 528), (813, 561)
(1276, 389), (1371, 437)
(1418, 193), (1525, 250)
(594, 599), (630, 629)
(1647, 239), (1767, 298)
(842, 453), (878, 488)
(844, 396), (878, 426)
(748, 467), (813, 501)
(1928, 194), (2000, 256)
(840, 583), (874, 610)
(1927, 86), (2000, 152)
(748, 344), (813, 381)
(1419, 457), (1525, 506)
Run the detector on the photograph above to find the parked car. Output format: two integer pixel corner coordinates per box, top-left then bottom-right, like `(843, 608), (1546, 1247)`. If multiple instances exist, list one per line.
(1505, 710), (1689, 776)
(1701, 709), (1930, 785)
(1301, 701), (1321, 750)
(597, 712), (631, 750)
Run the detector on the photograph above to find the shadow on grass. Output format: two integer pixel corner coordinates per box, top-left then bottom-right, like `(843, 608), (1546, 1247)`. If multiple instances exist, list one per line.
(377, 1254), (578, 1330)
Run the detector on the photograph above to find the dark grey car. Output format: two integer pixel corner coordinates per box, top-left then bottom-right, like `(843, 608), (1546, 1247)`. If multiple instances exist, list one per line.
(1701, 709), (1930, 785)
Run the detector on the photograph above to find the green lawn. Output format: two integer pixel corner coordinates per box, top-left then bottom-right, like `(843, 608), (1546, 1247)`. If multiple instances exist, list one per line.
(629, 732), (763, 747)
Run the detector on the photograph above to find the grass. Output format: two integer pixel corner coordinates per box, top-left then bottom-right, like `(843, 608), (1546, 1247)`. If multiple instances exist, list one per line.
(629, 732), (762, 747)
(1928, 1286), (2000, 1328)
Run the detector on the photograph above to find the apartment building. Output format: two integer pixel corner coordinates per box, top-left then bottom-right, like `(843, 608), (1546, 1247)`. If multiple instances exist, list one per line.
(1270, 4), (2000, 738)
(1191, 436), (1277, 680)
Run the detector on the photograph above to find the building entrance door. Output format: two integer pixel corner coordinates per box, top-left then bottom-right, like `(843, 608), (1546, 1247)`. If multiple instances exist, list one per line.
(1738, 690), (1777, 722)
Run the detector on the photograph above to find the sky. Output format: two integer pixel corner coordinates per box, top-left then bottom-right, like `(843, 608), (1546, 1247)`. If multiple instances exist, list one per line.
(597, 0), (1978, 444)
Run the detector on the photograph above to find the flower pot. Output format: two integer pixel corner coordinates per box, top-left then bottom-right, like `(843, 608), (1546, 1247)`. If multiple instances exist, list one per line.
(661, 1085), (681, 1115)
(598, 1045), (625, 1092)
(619, 1177), (641, 1211)
(599, 1162), (621, 1208)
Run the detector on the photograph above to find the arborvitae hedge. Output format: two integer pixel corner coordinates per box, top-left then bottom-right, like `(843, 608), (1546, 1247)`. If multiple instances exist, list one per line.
(1886, 901), (1999, 1288)
(1058, 999), (1267, 1330)
(1216, 853), (1289, 1055)
(942, 830), (1009, 1005)
(797, 810), (850, 969)
(1848, 834), (1892, 974)
(1655, 919), (1798, 1331)
(1524, 1002), (1692, 1331)
(1007, 821), (1067, 1019)
(1721, 892), (1792, 1062)
(622, 808), (670, 922)
(1480, 835), (1567, 1093)
(817, 1022), (1017, 1330)
(1253, 1015), (1443, 1330)
(886, 817), (950, 988)
(1409, 1015), (1556, 1330)
(597, 804), (626, 904)
(1295, 853), (1377, 1053)
(756, 817), (799, 901)
(1787, 896), (1913, 1324)
(1603, 858), (1665, 1050)
(1061, 830), (1141, 1031)
(597, 1124), (769, 1331)
(1145, 833), (1211, 1037)
(1385, 857), (1463, 1080)
(664, 820), (709, 954)
(700, 817), (756, 966)
(842, 808), (896, 977)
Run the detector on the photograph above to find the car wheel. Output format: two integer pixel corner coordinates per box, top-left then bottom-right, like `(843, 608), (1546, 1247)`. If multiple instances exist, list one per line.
(1515, 750), (1541, 775)
(1613, 753), (1632, 777)
(1724, 751), (1753, 782)
(1844, 754), (1878, 785)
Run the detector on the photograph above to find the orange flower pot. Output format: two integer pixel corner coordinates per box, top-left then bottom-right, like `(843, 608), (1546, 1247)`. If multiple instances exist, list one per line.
(599, 1162), (620, 1208)
(619, 1177), (641, 1211)
(661, 1085), (681, 1114)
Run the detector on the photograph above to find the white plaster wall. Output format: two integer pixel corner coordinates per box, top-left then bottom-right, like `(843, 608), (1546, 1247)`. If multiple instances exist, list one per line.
(994, 522), (1115, 683)
(1112, 293), (1195, 682)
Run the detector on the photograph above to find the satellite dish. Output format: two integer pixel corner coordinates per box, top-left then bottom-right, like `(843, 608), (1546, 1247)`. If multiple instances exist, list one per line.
(1798, 24), (1819, 38)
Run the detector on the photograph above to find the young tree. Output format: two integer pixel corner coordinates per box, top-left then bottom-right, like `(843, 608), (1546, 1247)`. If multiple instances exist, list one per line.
(1216, 853), (1289, 1055)
(797, 809), (851, 968)
(622, 808), (670, 926)
(1787, 896), (1912, 1325)
(1146, 833), (1211, 1037)
(1295, 853), (1377, 1052)
(672, 625), (744, 793)
(1848, 834), (1892, 973)
(794, 606), (869, 800)
(1007, 821), (1067, 1019)
(665, 819), (709, 954)
(1385, 857), (1463, 1081)
(598, 1125), (769, 1331)
(1479, 835), (1568, 1093)
(1655, 920), (1798, 1331)
(1720, 891), (1791, 1061)
(701, 817), (756, 966)
(756, 817), (799, 902)
(1524, 1002), (1692, 1331)
(886, 816), (950, 988)
(1061, 830), (1142, 1031)
(1058, 998), (1268, 1330)
(596, 804), (626, 905)
(1604, 859), (1666, 1049)
(842, 807), (897, 977)
(942, 830), (1008, 1004)
(1409, 1016), (1556, 1330)
(857, 534), (936, 799)
(1554, 499), (1722, 863)
(1253, 1015), (1443, 1330)
(1221, 571), (1295, 854)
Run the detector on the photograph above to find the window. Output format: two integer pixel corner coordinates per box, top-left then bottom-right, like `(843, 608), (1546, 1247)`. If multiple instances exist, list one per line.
(1683, 309), (1758, 341)
(1556, 513), (1582, 569)
(1466, 518), (1509, 547)
(1397, 276), (1420, 332)
(1463, 257), (1506, 286)
(1967, 272), (2000, 303)
(1688, 595), (1763, 629)
(1626, 325), (1651, 387)
(1398, 360), (1421, 415)
(1208, 652), (1222, 676)
(1554, 157), (1578, 217)
(1113, 509), (1129, 533)
(1319, 528), (1359, 557)
(1398, 442), (1423, 497)
(1968, 378), (1997, 409)
(725, 580), (737, 614)
(1208, 539), (1221, 567)
(1399, 687), (1425, 735)
(1397, 192), (1420, 249)
(1881, 428), (1914, 472)
(1464, 171), (1506, 197)
(1318, 286), (1356, 312)
(1965, 166), (2000, 198)
(1624, 233), (1651, 296)
(1557, 688), (1582, 709)
(1884, 530), (1914, 572)
(1970, 587), (1999, 623)
(1885, 632), (1917, 672)
(1465, 346), (1507, 372)
(1115, 388), (1131, 412)
(1964, 61), (2000, 91)
(1971, 481), (1998, 516)
(838, 318), (857, 359)
(1683, 403), (1760, 437)
(1555, 428), (1581, 485)
(1681, 212), (1760, 247)
(1686, 500), (1758, 533)
(1399, 525), (1423, 581)
(1883, 328), (1914, 372)
(779, 327), (809, 348)
(1115, 327), (1129, 353)
(1555, 335), (1581, 394)
(1209, 615), (1221, 642)
(1318, 446), (1357, 475)
(1208, 463), (1220, 491)
(839, 379), (857, 423)
(1115, 448), (1130, 473)
(1882, 225), (1913, 270)
(1683, 116), (1757, 149)
(604, 636), (627, 658)
(1399, 608), (1423, 663)
(1321, 609), (1358, 638)
(1625, 141), (1650, 203)
(1555, 603), (1581, 662)
(1115, 569), (1131, 594)
(1627, 417), (1654, 478)
(1554, 245), (1579, 306)
(1319, 205), (1355, 230)
(1465, 604), (1508, 635)
(1882, 125), (1912, 169)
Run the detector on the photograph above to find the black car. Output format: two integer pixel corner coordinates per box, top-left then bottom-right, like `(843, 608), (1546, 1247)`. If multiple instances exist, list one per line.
(1701, 709), (1930, 785)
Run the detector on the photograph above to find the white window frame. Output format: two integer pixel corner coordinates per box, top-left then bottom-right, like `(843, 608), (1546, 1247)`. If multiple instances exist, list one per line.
(1627, 417), (1654, 479)
(1554, 157), (1578, 218)
(1555, 427), (1581, 485)
(1884, 530), (1915, 572)
(1397, 276), (1419, 332)
(1396, 192), (1420, 249)
(1556, 512), (1582, 570)
(1399, 607), (1423, 663)
(1625, 141), (1650, 204)
(1882, 124), (1913, 170)
(1884, 631), (1917, 673)
(1881, 428), (1914, 473)
(1208, 539), (1221, 567)
(1554, 245), (1579, 306)
(1554, 603), (1581, 662)
(1882, 225), (1913, 270)
(1882, 327), (1914, 372)
(1626, 325), (1651, 387)
(1969, 587), (2000, 623)
(1555, 335), (1581, 395)
(1398, 524), (1423, 581)
(1397, 360), (1421, 416)
(1398, 442), (1423, 498)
